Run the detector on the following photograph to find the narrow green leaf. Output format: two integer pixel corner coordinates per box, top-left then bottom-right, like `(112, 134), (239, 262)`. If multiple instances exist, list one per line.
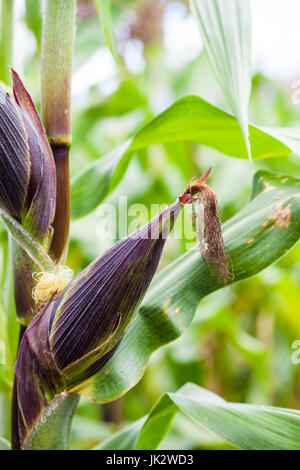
(190, 0), (252, 157)
(96, 417), (147, 450)
(73, 15), (101, 71)
(0, 0), (14, 85)
(0, 211), (54, 271)
(97, 383), (300, 450)
(71, 140), (132, 219)
(136, 385), (224, 450)
(76, 170), (300, 402)
(94, 0), (118, 61)
(0, 437), (11, 450)
(25, 0), (42, 52)
(23, 393), (79, 450)
(70, 96), (295, 219)
(73, 82), (147, 138)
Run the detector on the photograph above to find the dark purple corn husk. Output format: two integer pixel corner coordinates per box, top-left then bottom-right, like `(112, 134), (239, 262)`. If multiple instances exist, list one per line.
(0, 71), (56, 241)
(0, 87), (36, 324)
(0, 86), (30, 218)
(50, 202), (181, 376)
(14, 202), (181, 447)
(14, 298), (62, 447)
(0, 71), (56, 323)
(11, 69), (56, 242)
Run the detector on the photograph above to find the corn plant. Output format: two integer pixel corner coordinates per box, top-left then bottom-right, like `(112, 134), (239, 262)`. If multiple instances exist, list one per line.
(0, 0), (300, 451)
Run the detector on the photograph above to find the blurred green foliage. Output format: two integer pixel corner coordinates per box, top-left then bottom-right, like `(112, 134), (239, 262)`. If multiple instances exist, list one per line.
(1, 0), (300, 450)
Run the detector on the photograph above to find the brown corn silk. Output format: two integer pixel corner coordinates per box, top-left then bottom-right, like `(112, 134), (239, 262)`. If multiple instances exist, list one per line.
(179, 168), (232, 283)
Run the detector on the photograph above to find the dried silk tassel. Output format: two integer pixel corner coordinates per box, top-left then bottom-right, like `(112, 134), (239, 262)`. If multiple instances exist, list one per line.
(179, 168), (233, 283)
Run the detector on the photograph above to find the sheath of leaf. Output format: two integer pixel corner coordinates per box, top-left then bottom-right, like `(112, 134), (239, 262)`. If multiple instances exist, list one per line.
(0, 70), (56, 323)
(14, 171), (230, 447)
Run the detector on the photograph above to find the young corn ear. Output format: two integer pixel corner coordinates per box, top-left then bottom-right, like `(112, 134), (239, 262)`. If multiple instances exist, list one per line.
(14, 171), (230, 447)
(15, 201), (181, 447)
(0, 70), (56, 241)
(0, 70), (56, 323)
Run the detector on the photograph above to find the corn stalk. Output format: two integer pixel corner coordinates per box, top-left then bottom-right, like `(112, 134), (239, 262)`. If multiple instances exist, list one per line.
(41, 0), (76, 262)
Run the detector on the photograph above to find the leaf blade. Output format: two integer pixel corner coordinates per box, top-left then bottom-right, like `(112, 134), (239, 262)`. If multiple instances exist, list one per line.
(0, 437), (11, 450)
(190, 0), (252, 157)
(70, 96), (295, 219)
(96, 383), (300, 450)
(94, 0), (118, 61)
(23, 393), (79, 450)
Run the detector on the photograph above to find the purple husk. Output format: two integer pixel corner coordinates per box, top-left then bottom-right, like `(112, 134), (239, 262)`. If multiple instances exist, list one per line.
(0, 71), (57, 323)
(0, 86), (30, 218)
(0, 73), (56, 241)
(15, 201), (181, 446)
(11, 69), (56, 241)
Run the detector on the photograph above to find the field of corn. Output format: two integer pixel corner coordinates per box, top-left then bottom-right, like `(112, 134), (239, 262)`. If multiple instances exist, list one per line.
(1, 0), (300, 451)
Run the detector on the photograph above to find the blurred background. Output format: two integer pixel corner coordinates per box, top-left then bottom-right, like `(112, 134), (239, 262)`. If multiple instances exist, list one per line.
(1, 0), (300, 449)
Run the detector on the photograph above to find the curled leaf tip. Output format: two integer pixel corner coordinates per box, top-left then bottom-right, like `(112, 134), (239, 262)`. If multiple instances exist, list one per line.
(179, 168), (233, 283)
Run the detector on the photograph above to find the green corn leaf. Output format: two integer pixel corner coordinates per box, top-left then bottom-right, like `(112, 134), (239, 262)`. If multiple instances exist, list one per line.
(71, 140), (132, 220)
(72, 82), (147, 141)
(73, 15), (102, 72)
(75, 170), (300, 402)
(190, 0), (252, 157)
(96, 383), (300, 450)
(0, 437), (11, 450)
(96, 417), (147, 451)
(70, 95), (299, 219)
(259, 126), (300, 156)
(0, 211), (54, 271)
(94, 0), (118, 61)
(24, 393), (79, 450)
(25, 0), (42, 52)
